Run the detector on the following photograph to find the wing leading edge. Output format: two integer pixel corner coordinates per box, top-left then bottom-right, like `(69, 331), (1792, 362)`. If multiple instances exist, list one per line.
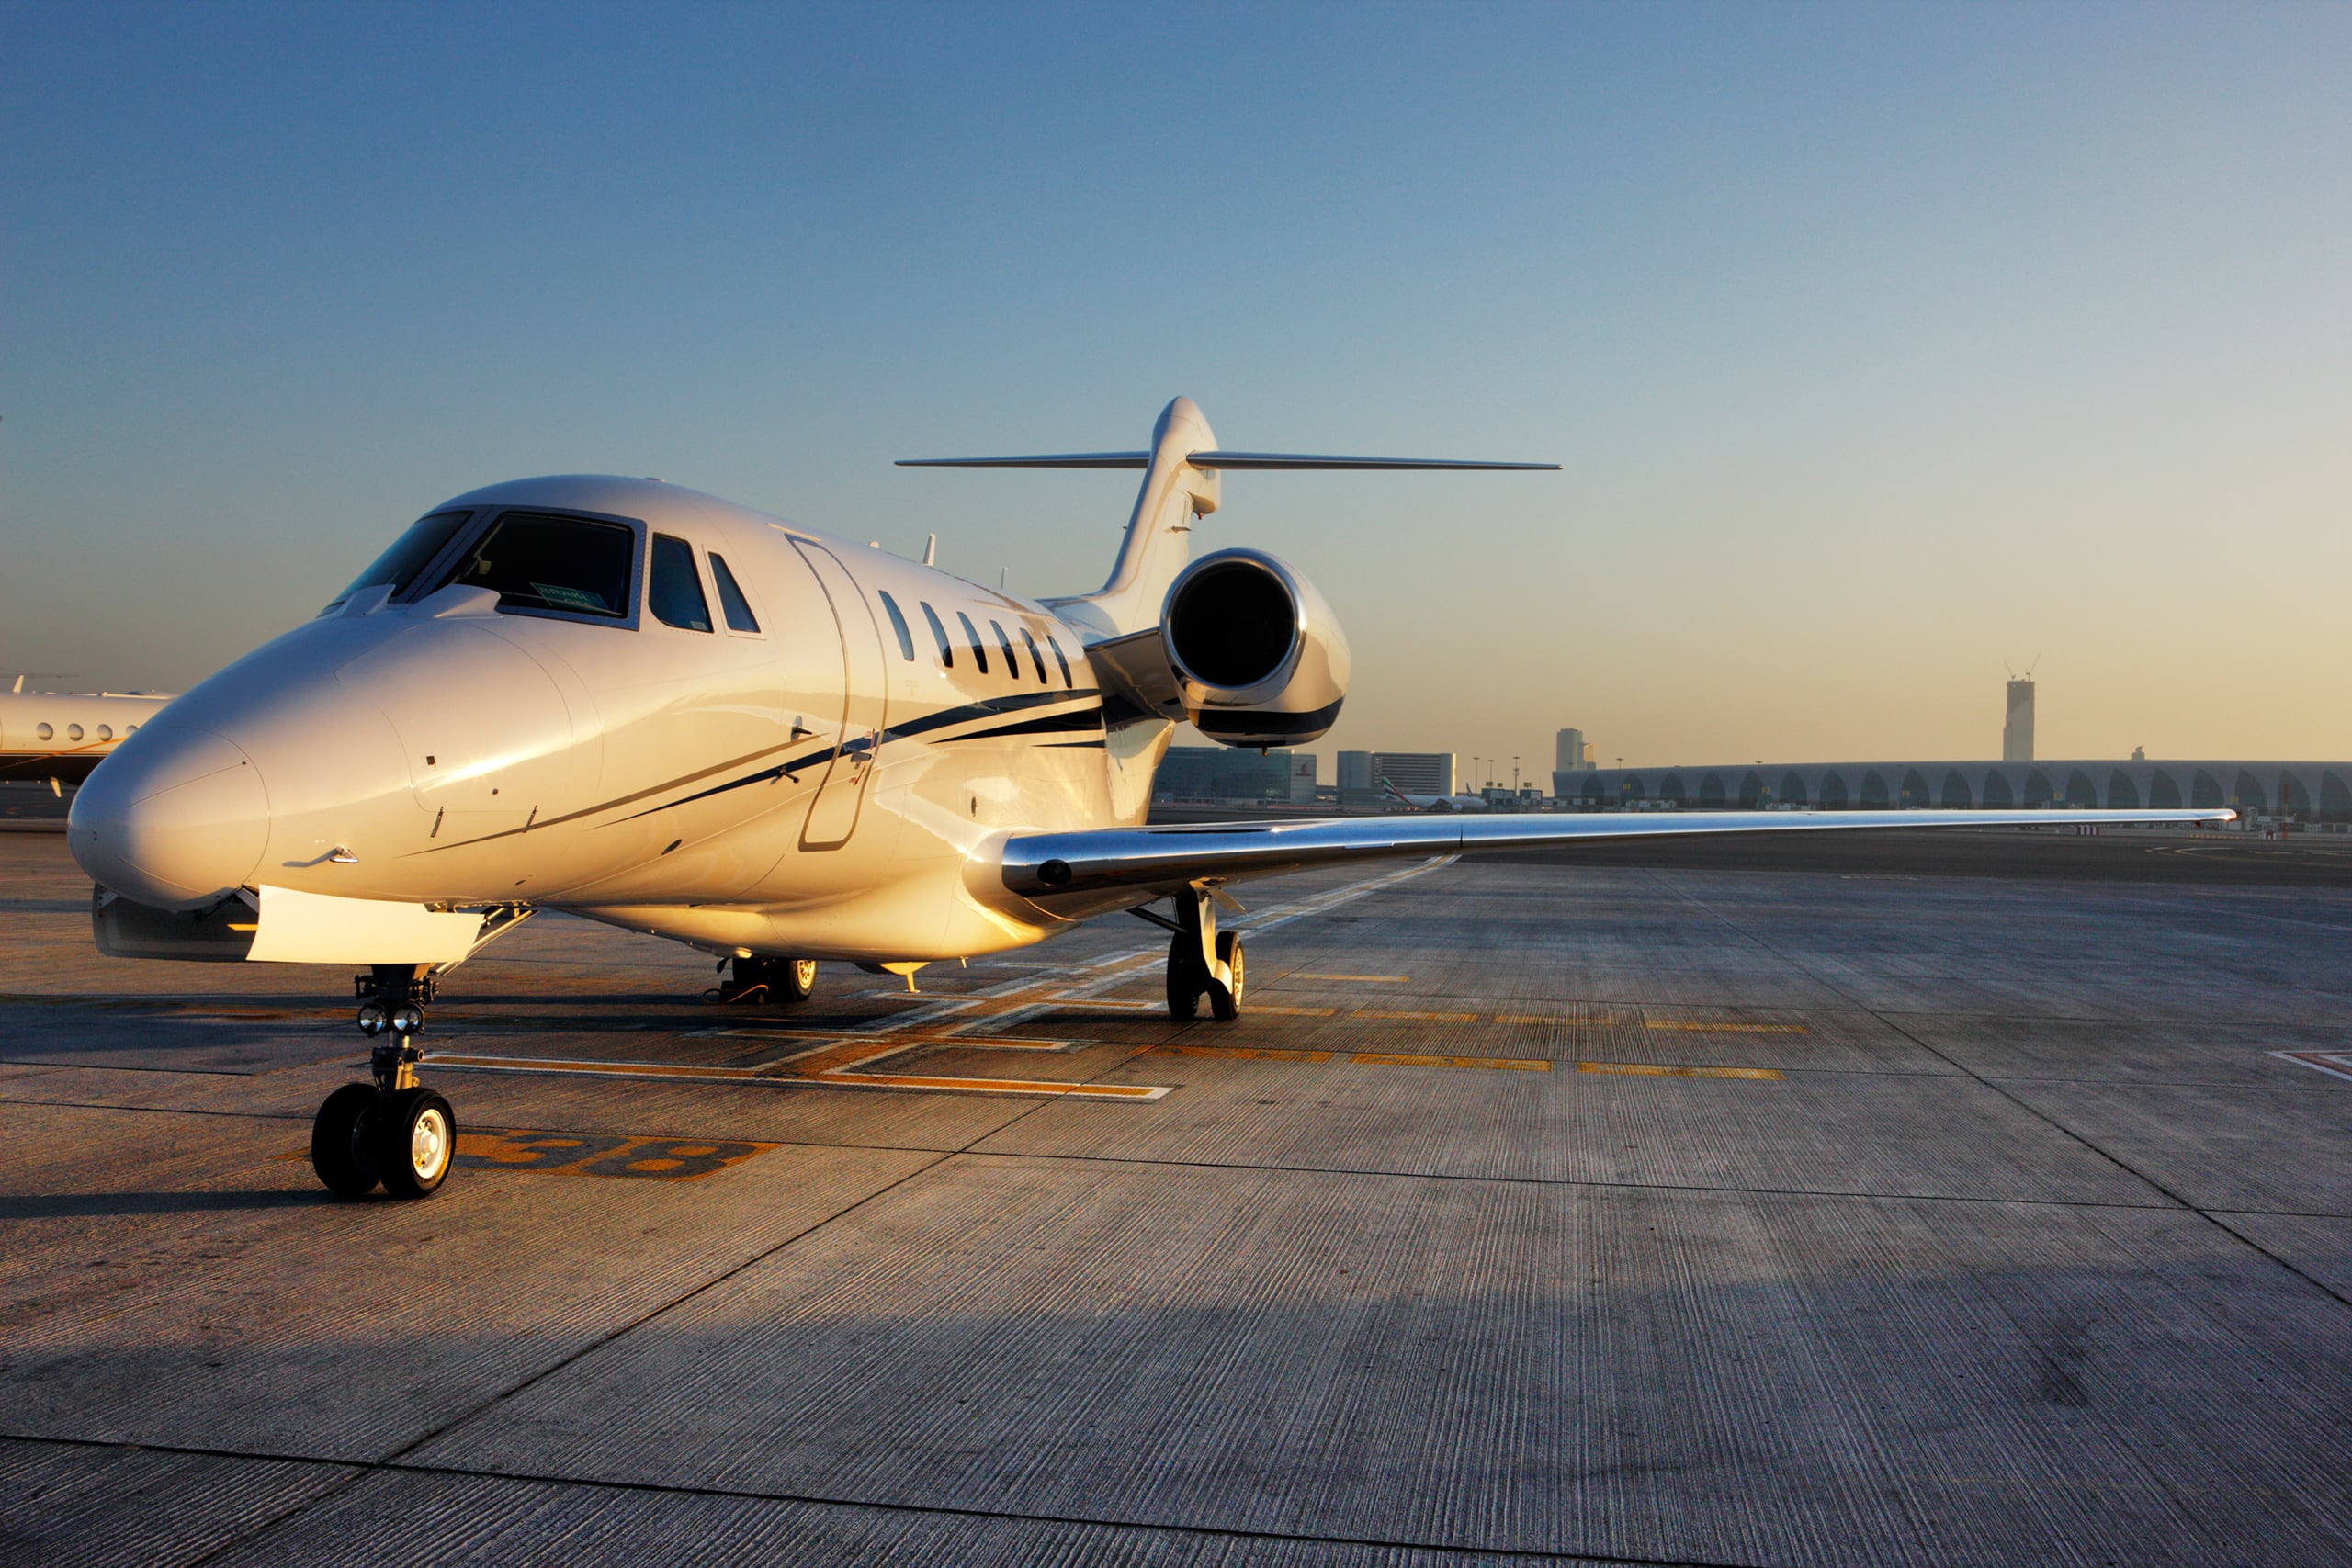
(999, 807), (2234, 909)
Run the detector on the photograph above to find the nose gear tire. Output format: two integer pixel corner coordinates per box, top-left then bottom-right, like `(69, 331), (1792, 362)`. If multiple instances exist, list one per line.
(311, 1084), (381, 1200)
(366, 1087), (458, 1199)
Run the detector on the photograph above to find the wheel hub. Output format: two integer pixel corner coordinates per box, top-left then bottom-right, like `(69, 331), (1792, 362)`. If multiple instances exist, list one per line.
(410, 1107), (450, 1180)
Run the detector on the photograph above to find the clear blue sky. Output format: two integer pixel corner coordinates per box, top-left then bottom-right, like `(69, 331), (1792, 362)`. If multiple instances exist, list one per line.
(5, 2), (2346, 772)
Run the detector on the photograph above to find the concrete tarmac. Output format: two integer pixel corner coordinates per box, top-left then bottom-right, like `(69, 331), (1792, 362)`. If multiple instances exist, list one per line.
(2, 831), (2348, 1566)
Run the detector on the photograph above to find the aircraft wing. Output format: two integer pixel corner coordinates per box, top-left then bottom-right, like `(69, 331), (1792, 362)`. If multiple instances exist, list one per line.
(998, 807), (2234, 908)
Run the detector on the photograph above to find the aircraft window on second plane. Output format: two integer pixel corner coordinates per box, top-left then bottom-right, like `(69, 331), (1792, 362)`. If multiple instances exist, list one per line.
(920, 602), (953, 668)
(707, 553), (761, 633)
(36, 723), (51, 740)
(878, 592), (916, 661)
(956, 611), (989, 674)
(1046, 633), (1074, 687)
(440, 512), (636, 620)
(649, 536), (713, 631)
(1019, 626), (1049, 684)
(990, 620), (1020, 678)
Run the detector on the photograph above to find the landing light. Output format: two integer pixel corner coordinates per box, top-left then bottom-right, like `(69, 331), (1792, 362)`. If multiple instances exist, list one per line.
(357, 1003), (389, 1036)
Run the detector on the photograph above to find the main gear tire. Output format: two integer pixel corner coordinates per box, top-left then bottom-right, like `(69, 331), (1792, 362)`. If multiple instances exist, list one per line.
(775, 957), (818, 1003)
(1166, 932), (1205, 1021)
(1209, 931), (1245, 1021)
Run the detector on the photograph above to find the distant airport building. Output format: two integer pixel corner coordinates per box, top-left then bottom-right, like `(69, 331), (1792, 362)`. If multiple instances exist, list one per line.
(1555, 760), (2352, 820)
(2004, 679), (2035, 762)
(1551, 728), (1596, 800)
(1370, 751), (1455, 796)
(1336, 750), (1373, 792)
(1285, 753), (1317, 804)
(1155, 747), (1317, 805)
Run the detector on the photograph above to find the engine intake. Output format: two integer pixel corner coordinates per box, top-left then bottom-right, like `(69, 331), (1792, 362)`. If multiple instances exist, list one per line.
(1157, 548), (1350, 747)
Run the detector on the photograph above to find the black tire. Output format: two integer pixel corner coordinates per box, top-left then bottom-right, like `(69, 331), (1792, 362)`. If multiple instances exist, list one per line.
(1209, 931), (1245, 1021)
(368, 1088), (458, 1200)
(775, 957), (818, 1003)
(1166, 931), (1203, 1021)
(311, 1084), (379, 1200)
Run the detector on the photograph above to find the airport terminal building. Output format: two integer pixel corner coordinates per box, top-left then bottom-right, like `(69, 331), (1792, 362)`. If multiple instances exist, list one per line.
(1552, 759), (2352, 821)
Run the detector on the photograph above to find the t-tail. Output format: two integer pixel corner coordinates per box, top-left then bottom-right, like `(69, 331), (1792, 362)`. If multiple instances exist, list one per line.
(897, 396), (1558, 640)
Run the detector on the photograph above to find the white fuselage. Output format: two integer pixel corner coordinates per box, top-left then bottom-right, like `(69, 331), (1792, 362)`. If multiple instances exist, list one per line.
(68, 477), (1171, 963)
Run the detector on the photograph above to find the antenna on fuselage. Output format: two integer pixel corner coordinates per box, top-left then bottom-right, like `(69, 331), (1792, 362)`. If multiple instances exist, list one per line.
(924, 534), (937, 567)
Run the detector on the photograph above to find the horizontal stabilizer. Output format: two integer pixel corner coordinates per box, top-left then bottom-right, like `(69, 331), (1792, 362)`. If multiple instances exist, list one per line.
(897, 452), (1155, 468)
(897, 450), (1558, 471)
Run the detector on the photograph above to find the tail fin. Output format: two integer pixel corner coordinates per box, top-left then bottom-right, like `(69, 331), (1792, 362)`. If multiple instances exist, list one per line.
(1079, 396), (1221, 636)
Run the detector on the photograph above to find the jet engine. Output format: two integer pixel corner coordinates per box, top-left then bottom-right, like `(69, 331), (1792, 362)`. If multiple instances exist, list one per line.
(1088, 548), (1350, 747)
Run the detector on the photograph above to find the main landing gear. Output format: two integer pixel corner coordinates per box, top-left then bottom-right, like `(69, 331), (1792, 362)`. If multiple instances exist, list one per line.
(710, 955), (819, 1005)
(1164, 886), (1245, 1021)
(311, 964), (456, 1201)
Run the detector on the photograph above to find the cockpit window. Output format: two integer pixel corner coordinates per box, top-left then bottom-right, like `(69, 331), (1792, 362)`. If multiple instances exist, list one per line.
(437, 511), (636, 619)
(332, 509), (472, 607)
(649, 535), (713, 631)
(1045, 633), (1074, 687)
(1019, 626), (1049, 684)
(708, 553), (761, 633)
(990, 619), (1020, 677)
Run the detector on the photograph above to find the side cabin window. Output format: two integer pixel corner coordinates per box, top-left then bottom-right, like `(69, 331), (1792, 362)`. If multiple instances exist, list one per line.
(329, 508), (472, 610)
(920, 602), (954, 667)
(989, 620), (1020, 678)
(956, 611), (989, 674)
(440, 512), (635, 620)
(708, 553), (761, 632)
(1019, 626), (1048, 684)
(649, 536), (713, 630)
(1045, 633), (1074, 687)
(878, 592), (916, 660)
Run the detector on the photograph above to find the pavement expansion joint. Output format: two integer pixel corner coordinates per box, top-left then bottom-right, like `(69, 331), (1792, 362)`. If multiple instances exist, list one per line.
(0, 1435), (1750, 1568)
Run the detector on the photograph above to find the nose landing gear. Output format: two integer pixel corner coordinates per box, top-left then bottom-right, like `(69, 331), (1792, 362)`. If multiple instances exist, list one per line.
(309, 964), (457, 1201)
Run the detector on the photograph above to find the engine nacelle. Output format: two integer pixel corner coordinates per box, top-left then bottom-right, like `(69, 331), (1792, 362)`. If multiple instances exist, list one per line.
(1083, 548), (1341, 748)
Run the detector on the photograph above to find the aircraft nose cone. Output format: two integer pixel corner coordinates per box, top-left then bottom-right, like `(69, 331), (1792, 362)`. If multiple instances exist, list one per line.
(71, 731), (270, 909)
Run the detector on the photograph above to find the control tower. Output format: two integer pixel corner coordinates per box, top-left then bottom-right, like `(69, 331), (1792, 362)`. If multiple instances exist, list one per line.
(2003, 678), (2036, 762)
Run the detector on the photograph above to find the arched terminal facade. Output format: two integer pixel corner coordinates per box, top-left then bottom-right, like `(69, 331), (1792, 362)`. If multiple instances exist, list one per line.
(1551, 761), (2352, 821)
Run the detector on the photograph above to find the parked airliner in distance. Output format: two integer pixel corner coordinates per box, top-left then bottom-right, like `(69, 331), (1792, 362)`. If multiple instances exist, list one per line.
(1383, 776), (1492, 812)
(1, 681), (173, 793)
(65, 398), (2232, 1201)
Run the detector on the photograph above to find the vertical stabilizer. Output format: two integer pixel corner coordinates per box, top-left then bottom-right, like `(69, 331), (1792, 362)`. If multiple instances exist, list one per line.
(1054, 398), (1219, 638)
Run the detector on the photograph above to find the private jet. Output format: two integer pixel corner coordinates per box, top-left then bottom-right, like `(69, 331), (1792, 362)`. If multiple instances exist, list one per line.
(66, 398), (2230, 1201)
(0, 681), (173, 793)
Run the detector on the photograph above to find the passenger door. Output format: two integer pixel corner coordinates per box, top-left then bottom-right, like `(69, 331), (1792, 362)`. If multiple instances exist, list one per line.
(792, 540), (888, 850)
